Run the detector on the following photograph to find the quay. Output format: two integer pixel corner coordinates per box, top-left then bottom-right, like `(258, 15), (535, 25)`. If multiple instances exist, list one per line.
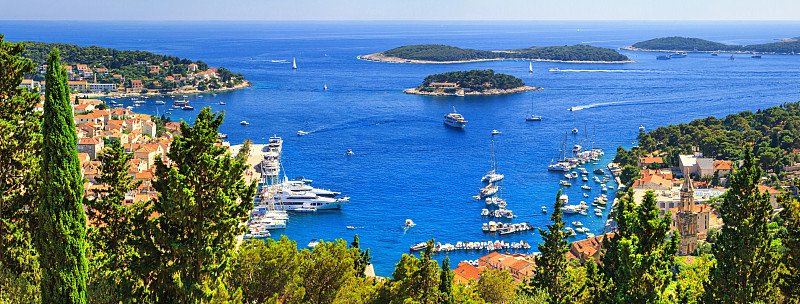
(410, 240), (532, 254)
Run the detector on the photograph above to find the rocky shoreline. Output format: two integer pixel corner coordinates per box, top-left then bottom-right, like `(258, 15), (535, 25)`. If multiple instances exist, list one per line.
(358, 52), (635, 64)
(621, 46), (794, 55)
(79, 81), (253, 99)
(403, 86), (541, 97)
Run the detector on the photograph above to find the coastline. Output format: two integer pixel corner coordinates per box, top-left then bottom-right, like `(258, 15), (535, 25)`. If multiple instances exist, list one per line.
(403, 86), (541, 96)
(620, 46), (794, 55)
(358, 53), (636, 64)
(77, 81), (254, 99)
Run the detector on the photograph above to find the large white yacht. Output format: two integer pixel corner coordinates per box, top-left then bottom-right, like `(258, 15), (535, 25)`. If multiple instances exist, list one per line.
(269, 188), (349, 210)
(279, 178), (341, 198)
(443, 106), (467, 128)
(267, 135), (283, 154)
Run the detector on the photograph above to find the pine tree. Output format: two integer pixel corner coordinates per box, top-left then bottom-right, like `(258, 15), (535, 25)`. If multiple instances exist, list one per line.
(37, 48), (88, 304)
(144, 107), (256, 302)
(349, 234), (372, 277)
(528, 189), (577, 304)
(0, 33), (43, 304)
(705, 148), (780, 304)
(438, 256), (454, 304)
(85, 140), (145, 303)
(600, 190), (678, 303)
(780, 195), (800, 303)
(582, 257), (605, 304)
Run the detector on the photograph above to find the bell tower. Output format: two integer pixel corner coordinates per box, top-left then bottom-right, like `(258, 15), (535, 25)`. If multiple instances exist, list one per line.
(676, 176), (699, 255)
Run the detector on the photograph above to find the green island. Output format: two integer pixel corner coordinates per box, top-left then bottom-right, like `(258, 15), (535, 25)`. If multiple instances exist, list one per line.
(404, 69), (540, 96)
(623, 36), (800, 54)
(19, 40), (250, 95)
(359, 44), (633, 63)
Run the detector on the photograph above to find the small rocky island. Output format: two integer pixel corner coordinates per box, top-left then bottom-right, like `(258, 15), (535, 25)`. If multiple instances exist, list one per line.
(404, 69), (540, 96)
(361, 44), (633, 63)
(622, 36), (800, 54)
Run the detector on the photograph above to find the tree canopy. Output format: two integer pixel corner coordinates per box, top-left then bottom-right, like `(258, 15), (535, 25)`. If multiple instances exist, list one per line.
(381, 44), (630, 62)
(632, 36), (800, 54)
(422, 69), (525, 91)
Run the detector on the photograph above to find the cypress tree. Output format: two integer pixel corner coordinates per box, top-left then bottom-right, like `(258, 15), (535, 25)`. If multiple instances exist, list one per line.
(705, 147), (780, 303)
(37, 48), (88, 304)
(438, 255), (453, 304)
(527, 189), (577, 304)
(349, 234), (372, 278)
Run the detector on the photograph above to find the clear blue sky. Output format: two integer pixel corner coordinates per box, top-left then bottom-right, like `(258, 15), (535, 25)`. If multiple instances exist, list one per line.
(2, 0), (799, 20)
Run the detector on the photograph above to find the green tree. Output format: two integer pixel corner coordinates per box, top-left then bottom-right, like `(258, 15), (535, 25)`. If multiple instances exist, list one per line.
(582, 258), (605, 304)
(601, 190), (678, 303)
(526, 189), (578, 303)
(387, 239), (440, 304)
(779, 194), (800, 303)
(705, 147), (781, 304)
(475, 268), (516, 304)
(85, 140), (146, 304)
(350, 235), (373, 278)
(438, 256), (454, 304)
(297, 239), (359, 304)
(37, 48), (88, 304)
(226, 237), (302, 303)
(619, 165), (642, 185)
(206, 278), (243, 304)
(0, 34), (42, 304)
(674, 255), (713, 304)
(144, 107), (256, 303)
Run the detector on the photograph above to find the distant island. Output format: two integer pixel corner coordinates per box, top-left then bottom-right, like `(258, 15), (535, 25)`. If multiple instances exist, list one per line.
(403, 69), (540, 96)
(19, 41), (250, 96)
(360, 44), (633, 64)
(623, 36), (800, 54)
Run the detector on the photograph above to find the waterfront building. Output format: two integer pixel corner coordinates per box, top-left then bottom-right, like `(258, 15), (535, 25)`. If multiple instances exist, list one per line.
(452, 262), (482, 284)
(429, 82), (457, 88)
(675, 177), (699, 255)
(87, 83), (116, 92)
(68, 80), (88, 91)
(130, 79), (143, 91)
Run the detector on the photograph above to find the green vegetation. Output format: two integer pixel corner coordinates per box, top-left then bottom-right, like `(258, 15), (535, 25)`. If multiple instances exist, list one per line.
(380, 44), (630, 62)
(705, 148), (781, 303)
(38, 48), (88, 303)
(18, 40), (246, 92)
(632, 36), (800, 53)
(422, 69), (525, 91)
(616, 102), (800, 174)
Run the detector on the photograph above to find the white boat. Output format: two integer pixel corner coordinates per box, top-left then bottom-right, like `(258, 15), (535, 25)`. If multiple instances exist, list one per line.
(581, 185), (591, 190)
(482, 141), (504, 183)
(292, 57), (297, 69)
(542, 206), (547, 213)
(572, 221), (583, 227)
(251, 218), (287, 230)
(491, 130), (501, 135)
(297, 130), (308, 136)
(529, 61), (533, 72)
(155, 100), (166, 105)
(405, 219), (416, 228)
(586, 233), (595, 239)
(294, 208), (316, 213)
(526, 95), (542, 121)
(240, 121), (250, 126)
(267, 135), (283, 154)
(582, 176), (589, 182)
(307, 239), (319, 248)
(219, 101), (226, 105)
(549, 68), (560, 72)
(572, 128), (579, 134)
(443, 106), (467, 128)
(268, 188), (348, 210)
(479, 185), (499, 198)
(182, 106), (194, 111)
(126, 106), (134, 110)
(481, 209), (490, 216)
(278, 178), (340, 198)
(346, 149), (354, 156)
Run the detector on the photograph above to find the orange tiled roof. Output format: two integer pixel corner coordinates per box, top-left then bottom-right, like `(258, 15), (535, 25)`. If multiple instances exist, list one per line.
(452, 262), (482, 282)
(757, 185), (781, 194)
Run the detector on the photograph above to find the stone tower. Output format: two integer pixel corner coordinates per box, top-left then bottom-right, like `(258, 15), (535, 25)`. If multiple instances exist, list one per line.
(676, 176), (699, 255)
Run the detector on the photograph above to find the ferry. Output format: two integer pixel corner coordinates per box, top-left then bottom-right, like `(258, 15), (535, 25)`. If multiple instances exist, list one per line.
(174, 100), (189, 106)
(669, 52), (687, 58)
(443, 106), (467, 128)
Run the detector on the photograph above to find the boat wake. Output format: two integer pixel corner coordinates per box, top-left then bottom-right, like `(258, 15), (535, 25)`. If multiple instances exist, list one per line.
(303, 115), (431, 135)
(553, 69), (660, 73)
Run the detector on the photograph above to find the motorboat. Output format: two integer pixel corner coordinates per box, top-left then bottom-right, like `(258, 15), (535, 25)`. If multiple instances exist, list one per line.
(173, 100), (189, 106)
(656, 55), (671, 60)
(571, 171), (579, 178)
(491, 130), (501, 135)
(581, 185), (591, 190)
(586, 233), (595, 239)
(267, 136), (283, 154)
(582, 176), (589, 182)
(346, 149), (354, 156)
(548, 162), (571, 171)
(526, 115), (542, 121)
(347, 226), (356, 229)
(482, 223), (489, 232)
(405, 219), (416, 228)
(572, 221), (583, 227)
(583, 193), (589, 198)
(711, 51), (720, 56)
(293, 177), (313, 184)
(154, 100), (166, 105)
(579, 210), (588, 216)
(669, 52), (687, 58)
(481, 209), (490, 216)
(549, 67), (560, 72)
(181, 106), (194, 111)
(267, 188), (349, 210)
(572, 128), (579, 134)
(593, 169), (604, 175)
(751, 53), (762, 58)
(565, 227), (576, 237)
(217, 133), (229, 139)
(307, 239), (319, 248)
(240, 121), (250, 126)
(542, 206), (547, 213)
(564, 173), (573, 180)
(443, 106), (467, 128)
(219, 101), (226, 105)
(297, 130), (309, 136)
(559, 180), (571, 187)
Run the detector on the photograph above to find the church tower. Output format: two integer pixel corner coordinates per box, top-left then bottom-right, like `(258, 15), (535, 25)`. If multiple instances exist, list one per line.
(676, 176), (699, 255)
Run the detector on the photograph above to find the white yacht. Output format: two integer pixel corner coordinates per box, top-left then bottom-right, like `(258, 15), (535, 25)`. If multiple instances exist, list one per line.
(269, 188), (348, 210)
(482, 140), (504, 183)
(267, 135), (283, 154)
(549, 67), (560, 72)
(443, 106), (467, 128)
(491, 130), (501, 135)
(219, 101), (226, 105)
(478, 185), (499, 198)
(154, 100), (166, 105)
(297, 130), (309, 136)
(240, 121), (250, 126)
(279, 178), (341, 198)
(251, 218), (287, 230)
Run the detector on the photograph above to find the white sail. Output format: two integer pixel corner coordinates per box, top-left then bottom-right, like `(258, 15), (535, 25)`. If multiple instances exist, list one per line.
(292, 57), (297, 69)
(529, 61), (533, 72)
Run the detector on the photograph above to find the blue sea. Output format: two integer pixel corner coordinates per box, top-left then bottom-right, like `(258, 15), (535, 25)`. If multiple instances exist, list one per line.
(3, 21), (800, 275)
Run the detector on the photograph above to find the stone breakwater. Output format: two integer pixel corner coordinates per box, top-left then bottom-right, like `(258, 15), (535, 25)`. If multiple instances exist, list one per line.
(403, 86), (541, 96)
